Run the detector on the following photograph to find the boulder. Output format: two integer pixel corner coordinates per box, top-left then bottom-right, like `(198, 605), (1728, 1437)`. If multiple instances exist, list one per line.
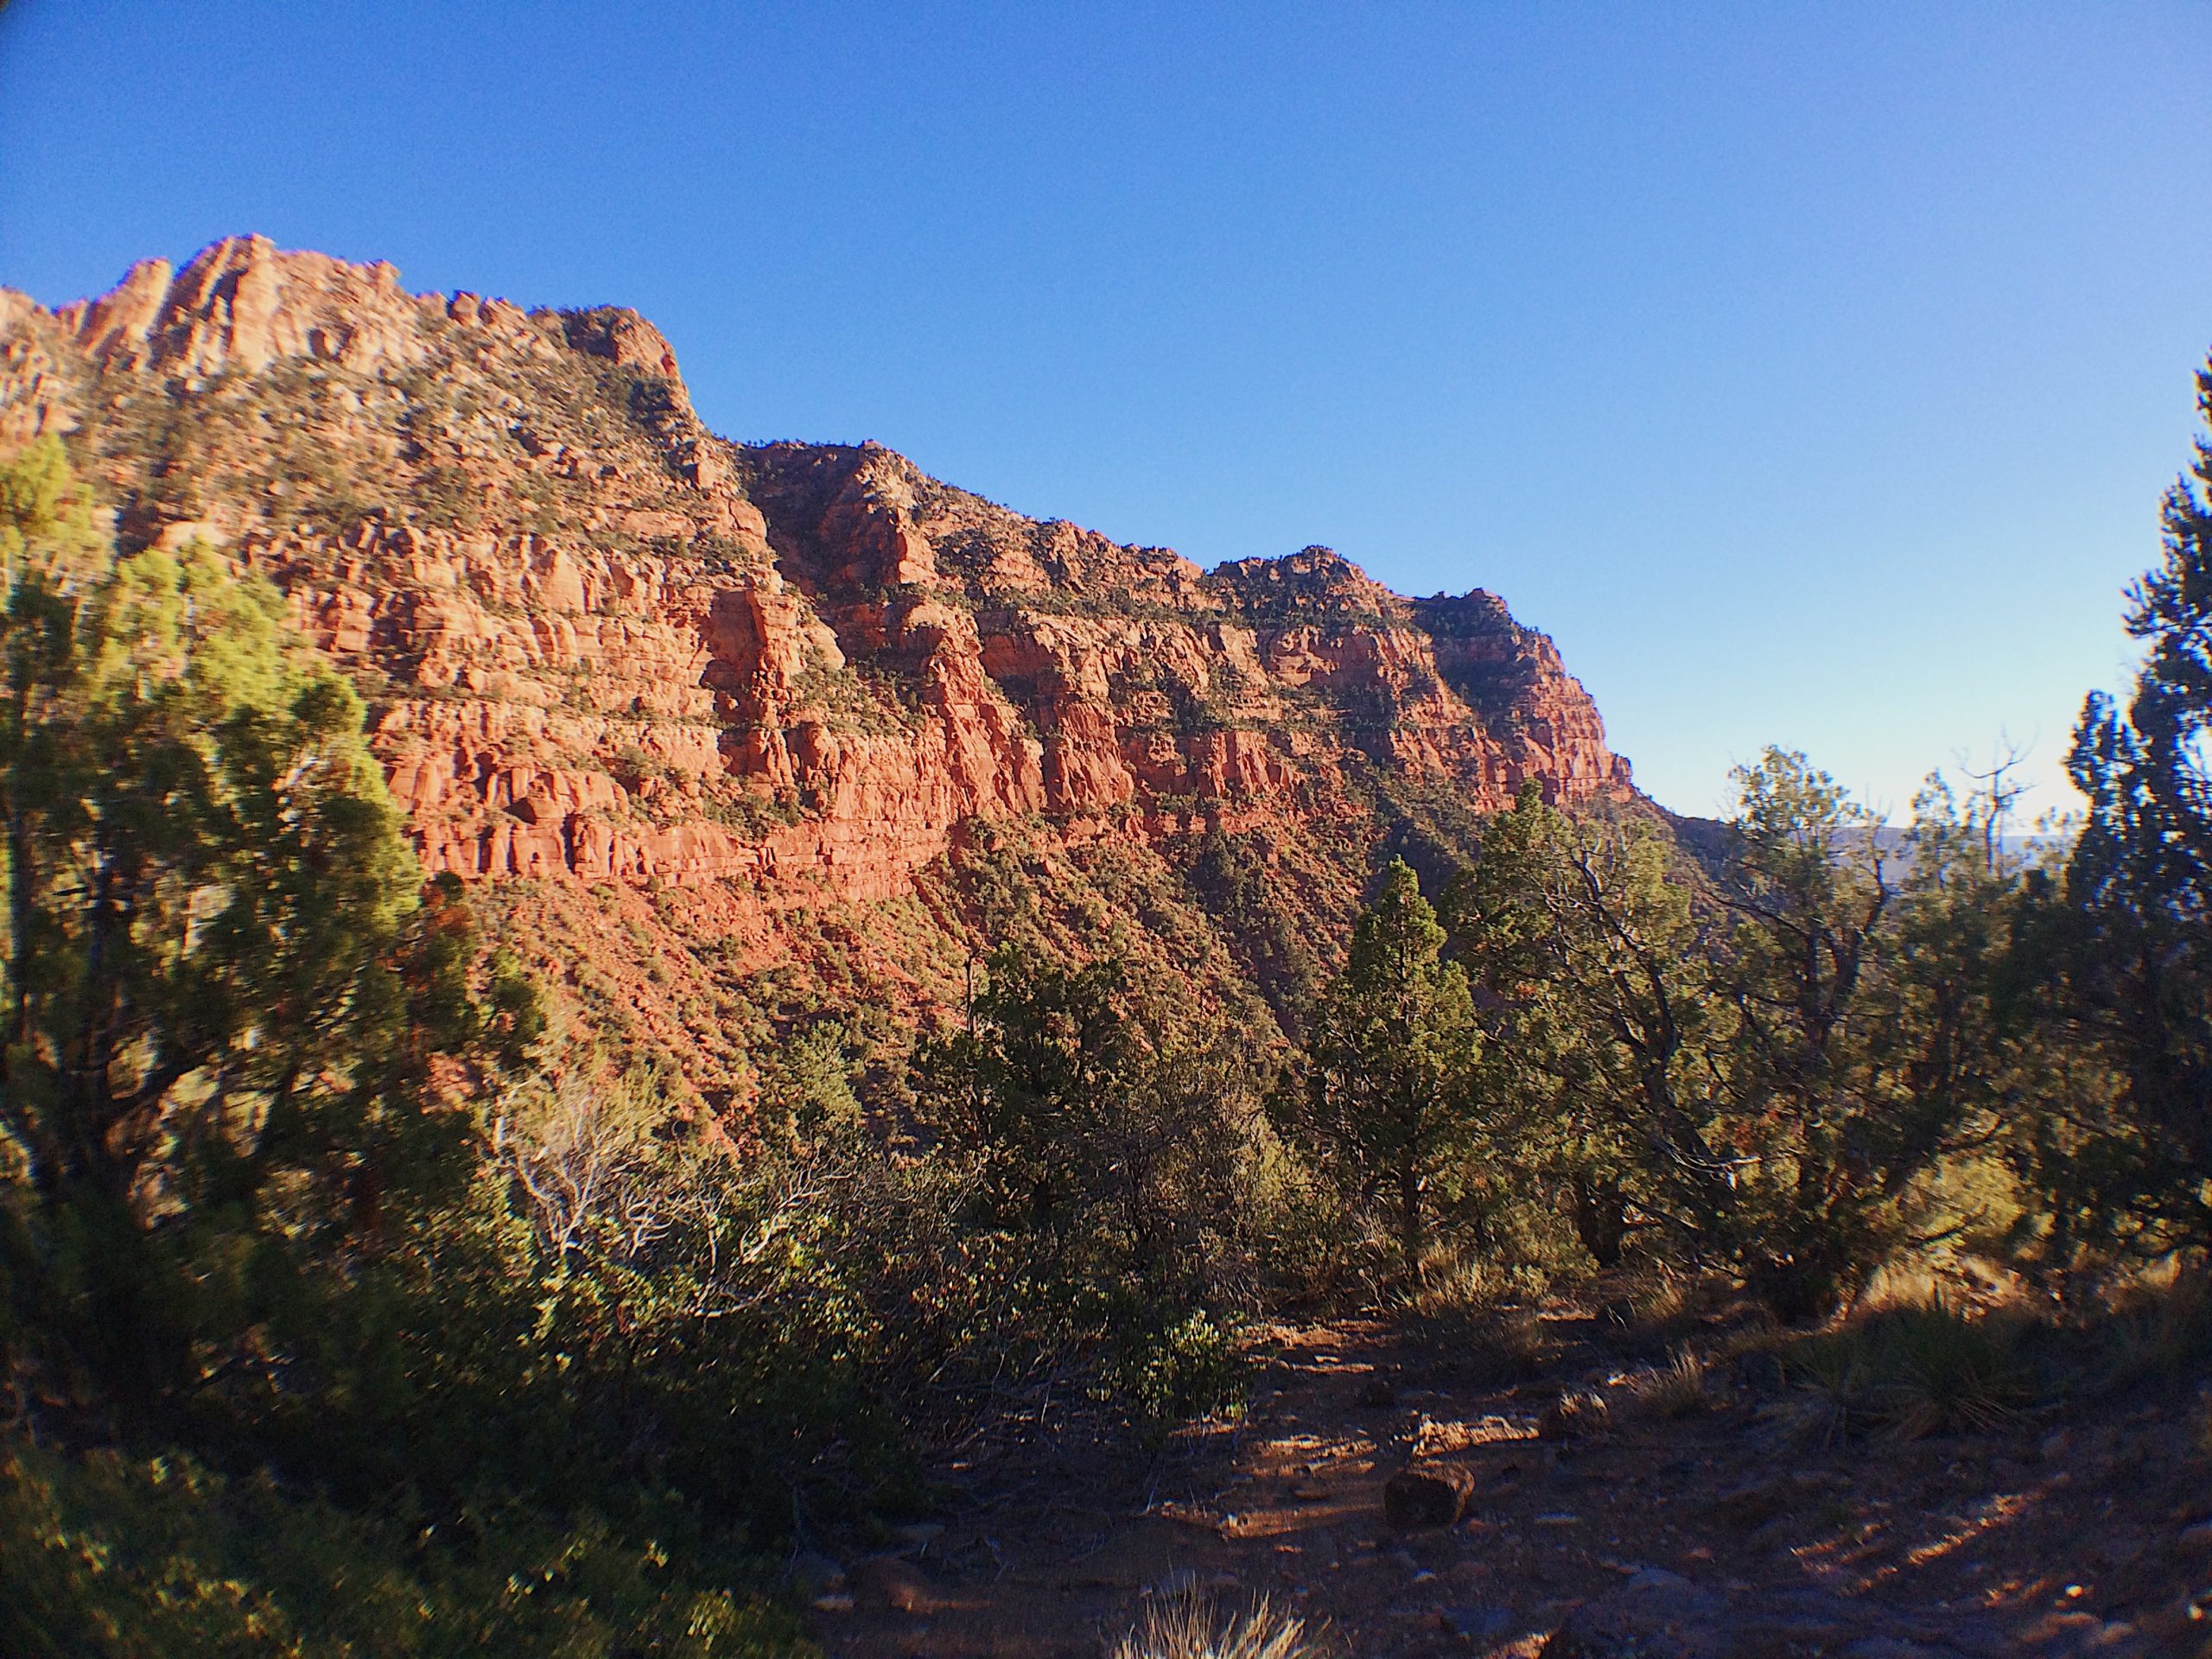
(1384, 1463), (1475, 1529)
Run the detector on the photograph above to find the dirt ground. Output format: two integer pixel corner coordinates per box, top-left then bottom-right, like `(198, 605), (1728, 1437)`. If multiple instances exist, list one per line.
(804, 1310), (2212, 1658)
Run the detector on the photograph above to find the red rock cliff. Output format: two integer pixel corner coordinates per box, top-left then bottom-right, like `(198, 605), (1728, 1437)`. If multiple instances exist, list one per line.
(0, 238), (1636, 1093)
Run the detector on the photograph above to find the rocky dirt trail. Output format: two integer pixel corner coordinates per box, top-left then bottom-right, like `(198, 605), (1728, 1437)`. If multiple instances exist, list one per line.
(804, 1313), (2212, 1657)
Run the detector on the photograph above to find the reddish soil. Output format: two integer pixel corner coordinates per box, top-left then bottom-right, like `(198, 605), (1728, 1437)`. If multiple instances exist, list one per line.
(809, 1315), (2212, 1657)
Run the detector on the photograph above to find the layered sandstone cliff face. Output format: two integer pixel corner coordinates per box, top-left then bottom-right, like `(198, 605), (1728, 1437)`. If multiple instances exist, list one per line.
(0, 237), (1634, 1101)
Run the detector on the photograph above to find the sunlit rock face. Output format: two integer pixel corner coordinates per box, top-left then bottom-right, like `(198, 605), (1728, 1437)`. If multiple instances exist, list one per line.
(1, 238), (1636, 1096)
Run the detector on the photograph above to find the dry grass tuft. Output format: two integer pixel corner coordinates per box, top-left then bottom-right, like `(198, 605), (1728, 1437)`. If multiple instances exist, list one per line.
(1403, 1250), (1550, 1320)
(1625, 1273), (1693, 1331)
(1402, 1260), (1556, 1386)
(1537, 1388), (1613, 1441)
(1624, 1346), (1713, 1421)
(1109, 1595), (1329, 1659)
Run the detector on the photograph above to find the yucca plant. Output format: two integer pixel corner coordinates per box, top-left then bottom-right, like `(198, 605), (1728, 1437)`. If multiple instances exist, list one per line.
(1778, 1298), (2039, 1442)
(1780, 1329), (1876, 1446)
(1866, 1299), (2037, 1438)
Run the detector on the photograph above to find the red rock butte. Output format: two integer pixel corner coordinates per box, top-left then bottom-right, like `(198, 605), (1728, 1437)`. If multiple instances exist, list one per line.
(1, 236), (1637, 1094)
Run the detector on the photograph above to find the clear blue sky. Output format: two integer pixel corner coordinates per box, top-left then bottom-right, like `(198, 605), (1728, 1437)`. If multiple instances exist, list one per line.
(4, 2), (2209, 817)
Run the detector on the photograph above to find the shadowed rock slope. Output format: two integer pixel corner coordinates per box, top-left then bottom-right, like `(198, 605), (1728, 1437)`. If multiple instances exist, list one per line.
(1, 236), (1637, 1109)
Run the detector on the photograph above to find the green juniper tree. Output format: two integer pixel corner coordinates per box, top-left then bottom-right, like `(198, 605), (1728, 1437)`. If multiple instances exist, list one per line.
(0, 443), (826, 1659)
(1445, 785), (1723, 1269)
(1713, 752), (1912, 1313)
(2029, 355), (2212, 1253)
(1306, 858), (1480, 1275)
(0, 436), (534, 1406)
(1448, 766), (2019, 1313)
(920, 947), (1268, 1294)
(1695, 752), (2029, 1313)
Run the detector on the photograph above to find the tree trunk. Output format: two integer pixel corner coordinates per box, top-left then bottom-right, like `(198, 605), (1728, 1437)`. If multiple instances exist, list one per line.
(1396, 1154), (1424, 1279)
(1570, 1171), (1629, 1268)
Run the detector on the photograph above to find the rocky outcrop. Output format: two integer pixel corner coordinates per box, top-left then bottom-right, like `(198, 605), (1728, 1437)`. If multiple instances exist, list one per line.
(53, 234), (612, 385)
(0, 238), (1638, 1090)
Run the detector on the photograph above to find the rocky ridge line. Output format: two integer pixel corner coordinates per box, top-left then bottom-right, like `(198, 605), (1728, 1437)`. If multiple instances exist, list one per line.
(1, 236), (1636, 1091)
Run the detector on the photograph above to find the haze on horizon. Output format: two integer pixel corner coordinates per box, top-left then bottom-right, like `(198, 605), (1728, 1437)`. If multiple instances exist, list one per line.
(3, 1), (2209, 819)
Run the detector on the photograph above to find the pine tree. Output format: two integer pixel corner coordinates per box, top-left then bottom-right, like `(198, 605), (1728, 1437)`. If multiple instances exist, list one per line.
(0, 438), (532, 1400)
(1445, 785), (1721, 1269)
(919, 947), (1268, 1290)
(2048, 357), (2212, 1249)
(1306, 858), (1478, 1274)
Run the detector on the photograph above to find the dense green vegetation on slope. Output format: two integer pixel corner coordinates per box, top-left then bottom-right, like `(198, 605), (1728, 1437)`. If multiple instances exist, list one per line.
(3, 357), (2212, 1655)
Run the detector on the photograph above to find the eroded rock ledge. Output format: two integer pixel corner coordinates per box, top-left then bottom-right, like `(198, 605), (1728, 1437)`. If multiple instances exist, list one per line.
(1, 237), (1636, 1084)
